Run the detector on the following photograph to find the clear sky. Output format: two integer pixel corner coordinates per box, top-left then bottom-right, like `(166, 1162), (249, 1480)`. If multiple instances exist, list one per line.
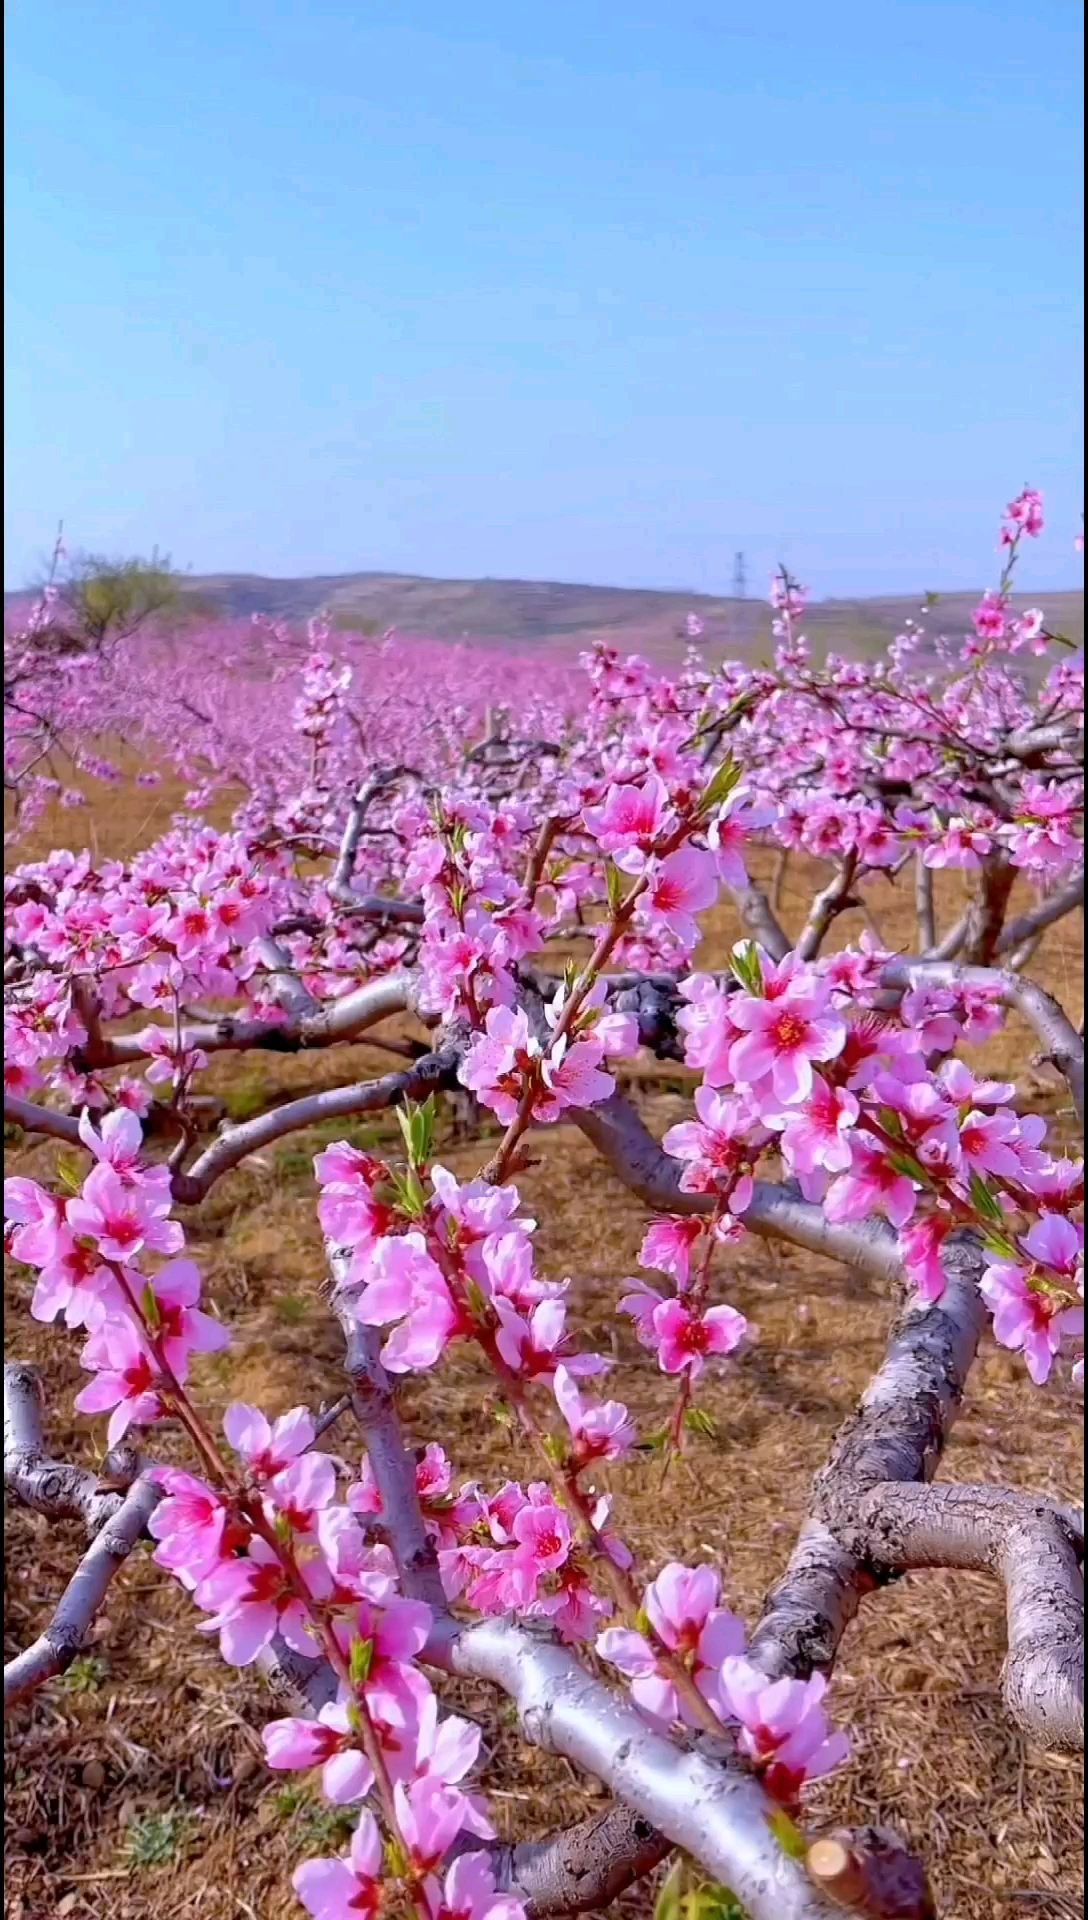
(4, 0), (1084, 597)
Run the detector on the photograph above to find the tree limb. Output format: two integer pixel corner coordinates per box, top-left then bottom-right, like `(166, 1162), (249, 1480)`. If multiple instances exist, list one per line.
(851, 1481), (1084, 1751)
(5, 1473), (160, 1709)
(427, 1613), (842, 1920)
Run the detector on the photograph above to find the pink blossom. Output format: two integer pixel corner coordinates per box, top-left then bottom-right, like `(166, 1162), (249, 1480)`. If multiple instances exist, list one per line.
(901, 1216), (953, 1303)
(539, 1033), (615, 1116)
(597, 1561), (745, 1726)
(649, 1298), (748, 1377)
(195, 1536), (327, 1664)
(353, 1231), (460, 1373)
(553, 1366), (636, 1465)
(582, 775), (672, 870)
(425, 1851), (528, 1920)
(825, 1137), (918, 1231)
(771, 1077), (859, 1178)
(223, 1401), (316, 1478)
(395, 1776), (493, 1875)
(263, 1704), (373, 1804)
(716, 1658), (850, 1803)
(292, 1810), (383, 1919)
(147, 1468), (231, 1584)
(729, 985), (846, 1105)
(66, 1162), (184, 1263)
(642, 847), (719, 947)
(639, 1215), (704, 1286)
(74, 1317), (165, 1446)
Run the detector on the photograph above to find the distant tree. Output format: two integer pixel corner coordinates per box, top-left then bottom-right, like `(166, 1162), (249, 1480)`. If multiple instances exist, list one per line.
(53, 549), (183, 650)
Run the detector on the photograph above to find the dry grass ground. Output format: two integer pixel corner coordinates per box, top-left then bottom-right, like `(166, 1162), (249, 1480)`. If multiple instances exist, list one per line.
(4, 765), (1084, 1920)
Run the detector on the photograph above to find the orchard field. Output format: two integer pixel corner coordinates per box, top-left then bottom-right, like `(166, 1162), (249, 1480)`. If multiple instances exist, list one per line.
(4, 497), (1085, 1920)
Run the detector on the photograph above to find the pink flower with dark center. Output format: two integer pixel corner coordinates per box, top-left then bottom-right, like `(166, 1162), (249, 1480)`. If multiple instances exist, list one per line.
(639, 1215), (705, 1287)
(66, 1162), (184, 1263)
(292, 1810), (383, 1919)
(74, 1317), (165, 1447)
(716, 1658), (850, 1805)
(425, 1850), (528, 1920)
(553, 1365), (636, 1466)
(729, 989), (846, 1105)
(148, 1468), (231, 1584)
(263, 1703), (373, 1804)
(582, 775), (672, 870)
(650, 1298), (748, 1377)
(223, 1402), (316, 1479)
(642, 847), (719, 948)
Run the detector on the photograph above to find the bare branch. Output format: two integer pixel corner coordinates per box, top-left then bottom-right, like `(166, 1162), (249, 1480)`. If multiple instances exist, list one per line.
(960, 851), (1016, 965)
(4, 1095), (83, 1147)
(727, 883), (793, 960)
(5, 1474), (160, 1710)
(173, 1041), (463, 1202)
(914, 854), (936, 952)
(995, 867), (1085, 957)
(749, 1238), (987, 1680)
(5, 1362), (122, 1534)
(797, 854), (861, 962)
(852, 1482), (1084, 1751)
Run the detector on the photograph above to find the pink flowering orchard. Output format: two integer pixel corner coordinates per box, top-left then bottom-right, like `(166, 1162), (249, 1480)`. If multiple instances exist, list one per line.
(3, 491), (1084, 1919)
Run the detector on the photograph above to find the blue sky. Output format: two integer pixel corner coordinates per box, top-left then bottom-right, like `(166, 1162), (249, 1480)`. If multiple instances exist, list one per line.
(5, 0), (1083, 596)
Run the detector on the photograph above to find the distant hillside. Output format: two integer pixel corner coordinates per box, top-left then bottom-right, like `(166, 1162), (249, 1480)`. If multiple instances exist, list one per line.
(7, 568), (1083, 662)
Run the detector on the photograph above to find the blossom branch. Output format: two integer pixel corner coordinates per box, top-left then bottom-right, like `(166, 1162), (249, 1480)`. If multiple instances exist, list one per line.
(427, 1614), (843, 1920)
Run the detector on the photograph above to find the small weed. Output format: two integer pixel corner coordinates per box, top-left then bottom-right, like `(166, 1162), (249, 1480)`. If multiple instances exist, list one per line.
(223, 1072), (271, 1123)
(275, 1291), (310, 1325)
(273, 1786), (355, 1853)
(62, 1654), (109, 1694)
(124, 1810), (190, 1869)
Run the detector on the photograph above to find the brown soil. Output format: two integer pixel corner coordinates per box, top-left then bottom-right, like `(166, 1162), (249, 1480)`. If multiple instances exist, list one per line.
(4, 768), (1084, 1920)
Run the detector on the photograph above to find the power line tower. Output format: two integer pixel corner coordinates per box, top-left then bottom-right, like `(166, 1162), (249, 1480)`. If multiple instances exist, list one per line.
(729, 551), (749, 649)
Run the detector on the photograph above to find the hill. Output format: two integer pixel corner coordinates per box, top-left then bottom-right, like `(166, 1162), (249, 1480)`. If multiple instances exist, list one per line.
(7, 568), (1083, 661)
(175, 571), (1088, 660)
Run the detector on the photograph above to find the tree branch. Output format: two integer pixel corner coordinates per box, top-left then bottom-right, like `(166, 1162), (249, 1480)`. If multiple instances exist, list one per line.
(172, 1042), (463, 1202)
(797, 854), (861, 962)
(851, 1482), (1084, 1751)
(427, 1614), (842, 1920)
(727, 883), (793, 960)
(995, 867), (1085, 958)
(748, 1238), (987, 1681)
(4, 1361), (123, 1535)
(573, 1091), (904, 1285)
(5, 1473), (160, 1709)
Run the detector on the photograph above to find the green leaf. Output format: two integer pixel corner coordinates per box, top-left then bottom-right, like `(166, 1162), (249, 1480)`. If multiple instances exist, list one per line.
(654, 1857), (686, 1920)
(141, 1281), (162, 1329)
(606, 862), (625, 913)
(969, 1172), (1005, 1225)
(684, 1405), (718, 1440)
(767, 1807), (807, 1860)
(56, 1152), (85, 1194)
(700, 753), (744, 815)
(728, 940), (765, 996)
(982, 1229), (1020, 1262)
(348, 1635), (374, 1686)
